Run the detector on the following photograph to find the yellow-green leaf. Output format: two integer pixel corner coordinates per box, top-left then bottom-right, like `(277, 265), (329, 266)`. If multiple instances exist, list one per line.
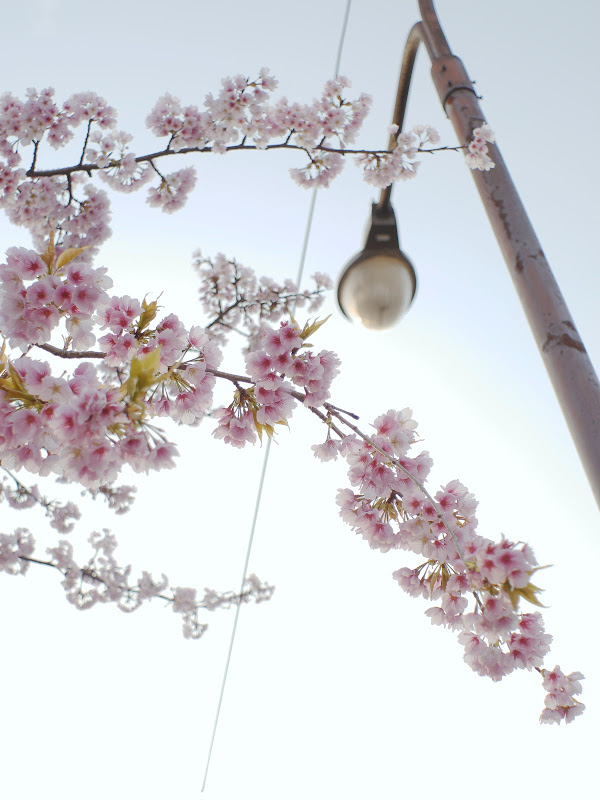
(55, 245), (91, 271)
(138, 296), (160, 333)
(125, 347), (162, 402)
(40, 229), (56, 269)
(507, 581), (546, 611)
(7, 362), (28, 395)
(299, 315), (331, 341)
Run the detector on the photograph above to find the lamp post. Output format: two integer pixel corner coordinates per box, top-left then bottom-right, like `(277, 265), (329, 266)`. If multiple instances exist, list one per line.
(337, 0), (600, 508)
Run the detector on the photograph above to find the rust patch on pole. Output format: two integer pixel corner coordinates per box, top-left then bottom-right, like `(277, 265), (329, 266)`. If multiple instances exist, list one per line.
(543, 332), (587, 354)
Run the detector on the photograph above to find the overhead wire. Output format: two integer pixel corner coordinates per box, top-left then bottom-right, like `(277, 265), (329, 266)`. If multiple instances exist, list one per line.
(201, 1), (353, 790)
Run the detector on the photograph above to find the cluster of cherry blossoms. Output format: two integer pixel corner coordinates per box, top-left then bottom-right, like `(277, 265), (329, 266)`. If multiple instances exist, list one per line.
(540, 666), (585, 724)
(0, 75), (494, 256)
(357, 124), (441, 188)
(0, 233), (341, 637)
(214, 318), (340, 447)
(0, 241), (222, 487)
(1, 72), (584, 729)
(0, 223), (585, 722)
(0, 225), (339, 480)
(0, 522), (273, 638)
(308, 408), (585, 724)
(193, 250), (332, 351)
(0, 470), (80, 532)
(464, 123), (496, 171)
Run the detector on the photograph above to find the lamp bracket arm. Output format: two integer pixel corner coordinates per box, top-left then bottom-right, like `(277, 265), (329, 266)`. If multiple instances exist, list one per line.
(418, 0), (452, 59)
(378, 22), (425, 210)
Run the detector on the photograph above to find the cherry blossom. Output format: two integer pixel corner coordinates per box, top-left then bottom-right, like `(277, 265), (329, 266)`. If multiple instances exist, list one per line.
(539, 666), (585, 724)
(0, 525), (273, 638)
(0, 231), (582, 721)
(311, 404), (582, 722)
(146, 166), (197, 213)
(464, 123), (496, 171)
(194, 251), (331, 350)
(0, 74), (583, 728)
(0, 75), (493, 258)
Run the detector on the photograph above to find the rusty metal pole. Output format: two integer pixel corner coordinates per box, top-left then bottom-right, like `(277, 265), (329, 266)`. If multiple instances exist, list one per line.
(413, 0), (600, 507)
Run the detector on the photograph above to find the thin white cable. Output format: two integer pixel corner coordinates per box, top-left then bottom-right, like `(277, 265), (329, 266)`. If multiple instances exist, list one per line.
(334, 0), (352, 78)
(201, 437), (272, 793)
(201, 1), (353, 791)
(294, 0), (351, 292)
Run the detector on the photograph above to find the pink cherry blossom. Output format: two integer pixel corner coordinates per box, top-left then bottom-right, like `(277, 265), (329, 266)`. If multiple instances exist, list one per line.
(0, 79), (578, 726)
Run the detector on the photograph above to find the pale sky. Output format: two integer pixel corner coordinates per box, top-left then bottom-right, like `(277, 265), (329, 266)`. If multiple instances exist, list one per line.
(1, 2), (598, 798)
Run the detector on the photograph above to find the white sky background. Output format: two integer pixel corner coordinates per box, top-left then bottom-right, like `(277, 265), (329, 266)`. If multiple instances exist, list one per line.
(0, 1), (599, 798)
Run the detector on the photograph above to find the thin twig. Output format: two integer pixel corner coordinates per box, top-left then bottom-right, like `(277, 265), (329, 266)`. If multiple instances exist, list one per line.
(205, 298), (245, 329)
(17, 554), (258, 610)
(29, 140), (39, 173)
(78, 120), (93, 166)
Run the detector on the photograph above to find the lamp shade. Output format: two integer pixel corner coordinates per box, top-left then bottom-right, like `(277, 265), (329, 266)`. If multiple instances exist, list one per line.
(337, 249), (416, 330)
(337, 202), (417, 331)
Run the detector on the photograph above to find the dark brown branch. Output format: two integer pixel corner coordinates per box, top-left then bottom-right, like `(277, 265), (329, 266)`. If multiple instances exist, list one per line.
(29, 140), (40, 173)
(78, 120), (93, 166)
(20, 555), (56, 568)
(36, 343), (106, 359)
(26, 140), (399, 180)
(207, 368), (254, 385)
(419, 145), (464, 155)
(325, 401), (359, 420)
(205, 298), (244, 329)
(306, 404), (346, 439)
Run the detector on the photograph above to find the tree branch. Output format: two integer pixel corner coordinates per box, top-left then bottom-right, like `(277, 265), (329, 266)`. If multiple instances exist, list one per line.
(25, 140), (400, 180)
(36, 343), (106, 359)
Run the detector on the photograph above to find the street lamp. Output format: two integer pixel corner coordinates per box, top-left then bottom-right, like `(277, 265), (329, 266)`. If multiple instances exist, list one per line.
(337, 10), (424, 330)
(337, 201), (416, 330)
(337, 0), (600, 508)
